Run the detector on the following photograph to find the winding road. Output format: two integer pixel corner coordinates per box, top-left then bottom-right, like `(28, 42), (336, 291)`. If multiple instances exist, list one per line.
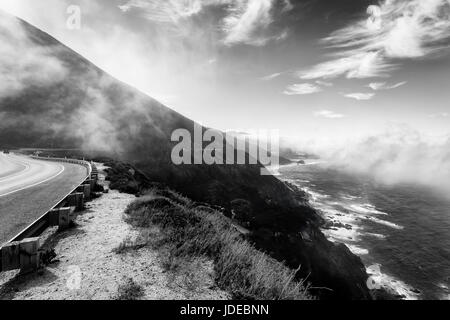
(0, 153), (88, 245)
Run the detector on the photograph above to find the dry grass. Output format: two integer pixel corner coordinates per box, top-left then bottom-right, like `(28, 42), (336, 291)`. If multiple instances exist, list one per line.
(112, 232), (151, 254)
(123, 188), (311, 300)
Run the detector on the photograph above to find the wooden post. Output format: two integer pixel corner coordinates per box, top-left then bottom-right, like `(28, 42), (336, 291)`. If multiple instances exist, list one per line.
(65, 193), (76, 207)
(49, 207), (77, 229)
(68, 206), (76, 221)
(58, 207), (71, 230)
(49, 208), (60, 226)
(76, 193), (84, 211)
(84, 179), (95, 190)
(66, 193), (84, 211)
(19, 237), (40, 273)
(1, 241), (20, 271)
(82, 184), (91, 201)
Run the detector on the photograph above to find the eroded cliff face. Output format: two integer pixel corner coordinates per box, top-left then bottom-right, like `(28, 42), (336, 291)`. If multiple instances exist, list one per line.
(1, 13), (370, 299)
(94, 160), (372, 300)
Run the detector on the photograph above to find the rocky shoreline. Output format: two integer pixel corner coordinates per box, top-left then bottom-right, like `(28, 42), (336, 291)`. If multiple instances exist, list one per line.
(284, 177), (418, 300)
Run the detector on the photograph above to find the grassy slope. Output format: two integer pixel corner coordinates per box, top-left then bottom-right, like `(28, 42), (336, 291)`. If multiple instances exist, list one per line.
(123, 187), (311, 300)
(100, 160), (371, 300)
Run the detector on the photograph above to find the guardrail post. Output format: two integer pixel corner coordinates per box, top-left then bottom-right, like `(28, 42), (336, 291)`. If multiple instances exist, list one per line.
(66, 193), (84, 211)
(75, 192), (84, 211)
(19, 237), (40, 273)
(68, 206), (77, 221)
(83, 184), (91, 201)
(1, 241), (20, 272)
(49, 207), (77, 230)
(84, 179), (95, 190)
(49, 209), (59, 226)
(58, 208), (71, 230)
(77, 184), (91, 201)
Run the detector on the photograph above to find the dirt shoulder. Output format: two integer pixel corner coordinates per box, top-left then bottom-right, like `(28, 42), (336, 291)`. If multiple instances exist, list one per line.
(0, 164), (229, 300)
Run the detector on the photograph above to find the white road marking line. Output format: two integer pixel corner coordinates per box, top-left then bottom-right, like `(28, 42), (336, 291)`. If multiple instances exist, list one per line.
(0, 164), (65, 198)
(0, 157), (31, 182)
(0, 154), (65, 184)
(0, 154), (27, 175)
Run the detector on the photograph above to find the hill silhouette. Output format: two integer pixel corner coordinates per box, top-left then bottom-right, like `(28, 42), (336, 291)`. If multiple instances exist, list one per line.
(0, 11), (371, 299)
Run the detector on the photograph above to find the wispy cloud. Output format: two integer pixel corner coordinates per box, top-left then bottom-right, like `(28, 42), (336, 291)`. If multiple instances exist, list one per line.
(118, 0), (204, 23)
(342, 93), (375, 100)
(299, 51), (394, 79)
(299, 0), (450, 79)
(368, 81), (407, 90)
(315, 80), (333, 87)
(314, 110), (345, 119)
(429, 112), (449, 118)
(283, 83), (322, 95)
(282, 0), (294, 13)
(119, 0), (290, 47)
(261, 72), (282, 81)
(222, 0), (287, 46)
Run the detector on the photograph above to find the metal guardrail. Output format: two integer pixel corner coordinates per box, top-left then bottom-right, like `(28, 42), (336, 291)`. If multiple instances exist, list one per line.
(0, 156), (99, 273)
(2, 156), (94, 244)
(30, 156), (93, 176)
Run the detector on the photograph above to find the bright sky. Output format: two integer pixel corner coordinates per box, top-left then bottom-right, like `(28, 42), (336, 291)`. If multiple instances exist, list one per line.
(1, 0), (449, 143)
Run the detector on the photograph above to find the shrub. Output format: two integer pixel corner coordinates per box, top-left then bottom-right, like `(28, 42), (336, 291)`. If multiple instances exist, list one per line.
(112, 233), (150, 254)
(123, 188), (311, 300)
(114, 277), (145, 300)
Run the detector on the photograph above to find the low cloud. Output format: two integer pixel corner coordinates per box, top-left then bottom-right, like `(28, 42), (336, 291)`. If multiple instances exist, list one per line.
(342, 93), (375, 100)
(0, 16), (67, 99)
(329, 129), (450, 196)
(285, 125), (450, 195)
(0, 12), (174, 154)
(283, 83), (322, 95)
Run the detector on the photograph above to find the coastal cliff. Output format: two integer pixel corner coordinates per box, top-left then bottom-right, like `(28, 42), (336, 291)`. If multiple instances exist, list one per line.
(1, 13), (371, 300)
(98, 160), (372, 300)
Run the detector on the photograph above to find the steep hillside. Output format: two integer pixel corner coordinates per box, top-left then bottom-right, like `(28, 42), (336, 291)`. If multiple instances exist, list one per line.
(0, 12), (371, 299)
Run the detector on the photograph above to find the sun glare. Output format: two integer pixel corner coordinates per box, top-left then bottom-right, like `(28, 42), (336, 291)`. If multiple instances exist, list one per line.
(0, 0), (21, 16)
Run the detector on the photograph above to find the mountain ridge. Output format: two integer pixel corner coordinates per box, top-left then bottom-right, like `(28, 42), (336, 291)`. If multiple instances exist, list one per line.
(0, 12), (371, 299)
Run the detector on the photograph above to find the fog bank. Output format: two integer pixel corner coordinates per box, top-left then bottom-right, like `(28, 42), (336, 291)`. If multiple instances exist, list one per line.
(284, 126), (450, 195)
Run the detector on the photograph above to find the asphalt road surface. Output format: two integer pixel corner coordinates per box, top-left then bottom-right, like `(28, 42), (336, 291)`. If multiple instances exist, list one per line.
(0, 153), (88, 245)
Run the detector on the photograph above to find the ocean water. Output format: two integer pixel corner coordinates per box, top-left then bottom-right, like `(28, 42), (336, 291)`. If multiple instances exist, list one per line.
(279, 161), (450, 300)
